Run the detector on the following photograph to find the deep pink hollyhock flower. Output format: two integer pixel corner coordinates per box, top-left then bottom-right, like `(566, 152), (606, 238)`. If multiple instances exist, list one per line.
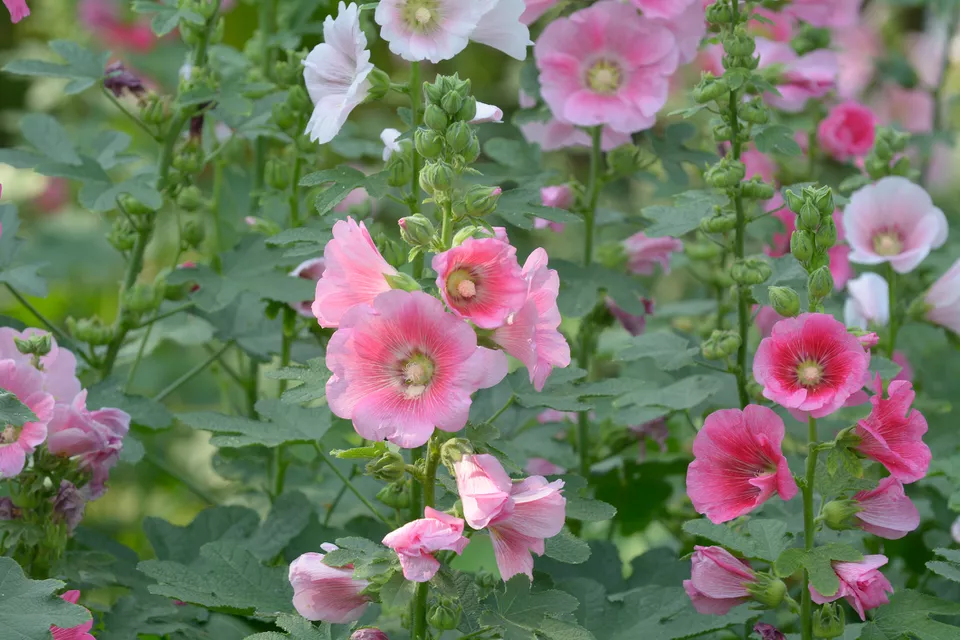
(818, 102), (877, 162)
(624, 233), (684, 275)
(0, 328), (81, 402)
(520, 0), (560, 24)
(682, 546), (756, 615)
(525, 458), (565, 476)
(756, 38), (837, 113)
(78, 0), (155, 52)
(432, 238), (527, 329)
(924, 258), (960, 335)
(852, 477), (920, 540)
(857, 332), (880, 349)
(0, 360), (54, 479)
(785, 0), (863, 29)
(326, 291), (507, 448)
(754, 314), (868, 417)
(844, 177), (947, 274)
(755, 306), (784, 339)
(844, 272), (889, 330)
(312, 217), (397, 328)
(742, 147), (777, 184)
(855, 378), (930, 483)
(606, 296), (654, 336)
(289, 544), (369, 623)
(3, 0), (29, 22)
(50, 590), (94, 640)
(534, 0), (678, 134)
(809, 555), (893, 621)
(493, 248), (571, 391)
(382, 507), (469, 582)
(290, 258), (326, 318)
(686, 405), (797, 523)
(649, 1), (706, 65)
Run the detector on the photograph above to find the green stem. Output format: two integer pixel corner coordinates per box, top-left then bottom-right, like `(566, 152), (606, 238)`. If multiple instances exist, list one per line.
(244, 357), (259, 417)
(101, 86), (160, 141)
(885, 264), (899, 359)
(487, 394), (515, 424)
(271, 307), (296, 501)
(145, 451), (218, 506)
(410, 445), (424, 522)
(132, 302), (194, 329)
(413, 440), (440, 640)
(313, 443), (391, 525)
(250, 0), (277, 215)
(801, 415), (819, 640)
(440, 200), (453, 248)
(3, 284), (95, 366)
(408, 61), (423, 215)
(153, 341), (234, 402)
(211, 161), (225, 273)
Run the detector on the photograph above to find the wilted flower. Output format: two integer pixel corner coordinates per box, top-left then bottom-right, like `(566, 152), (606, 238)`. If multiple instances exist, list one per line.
(683, 546), (756, 615)
(382, 507), (469, 582)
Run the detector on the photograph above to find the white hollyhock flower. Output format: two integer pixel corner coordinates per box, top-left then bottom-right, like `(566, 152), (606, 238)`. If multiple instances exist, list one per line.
(471, 101), (503, 124)
(844, 272), (890, 330)
(469, 0), (530, 61)
(381, 128), (402, 161)
(303, 2), (373, 144)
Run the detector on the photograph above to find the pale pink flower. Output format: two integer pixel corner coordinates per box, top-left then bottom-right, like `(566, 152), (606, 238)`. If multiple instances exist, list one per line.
(520, 0), (559, 24)
(3, 0), (29, 22)
(33, 178), (70, 214)
(525, 458), (565, 476)
(908, 28), (949, 89)
(312, 217), (397, 328)
(78, 0), (155, 52)
(535, 0), (678, 134)
(844, 177), (948, 274)
(0, 328), (80, 402)
(818, 102), (877, 162)
(535, 185), (572, 232)
(874, 84), (934, 134)
(835, 25), (881, 100)
(432, 238), (527, 329)
(326, 291), (507, 448)
(303, 2), (373, 144)
(683, 546), (756, 615)
(382, 507), (469, 582)
(334, 186), (372, 215)
(754, 623), (786, 640)
(630, 0), (697, 19)
(809, 555), (893, 621)
(289, 544), (369, 623)
(755, 306), (784, 339)
(754, 313), (869, 418)
(686, 405), (797, 523)
(50, 591), (94, 640)
(756, 38), (837, 113)
(742, 147), (777, 183)
(767, 209), (852, 288)
(520, 117), (632, 152)
(380, 128), (402, 161)
(751, 7), (794, 42)
(0, 360), (54, 479)
(537, 409), (577, 424)
(453, 454), (565, 581)
(624, 233), (683, 275)
(650, 1), (706, 64)
(892, 351), (913, 382)
(290, 258), (326, 318)
(924, 258), (960, 335)
(785, 0), (863, 29)
(844, 272), (889, 330)
(472, 101), (504, 124)
(853, 477), (920, 540)
(855, 378), (930, 483)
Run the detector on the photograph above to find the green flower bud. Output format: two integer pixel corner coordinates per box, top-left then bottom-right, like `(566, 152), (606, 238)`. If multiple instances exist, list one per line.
(440, 438), (474, 474)
(693, 73), (730, 104)
(118, 194), (156, 216)
(684, 240), (721, 261)
(783, 188), (804, 213)
(172, 142), (204, 174)
(723, 28), (756, 57)
(808, 266), (835, 300)
(419, 161), (455, 195)
(287, 85), (311, 113)
(457, 95), (478, 122)
(607, 144), (642, 174)
(386, 147), (413, 187)
(462, 185), (502, 217)
(791, 230), (815, 262)
(797, 203), (821, 231)
(747, 574), (787, 609)
(702, 330), (741, 360)
(889, 130), (910, 153)
(140, 95), (167, 126)
(700, 213), (738, 234)
(265, 158), (290, 190)
(814, 187), (835, 217)
(890, 156), (912, 176)
(441, 90), (463, 115)
(445, 121), (472, 153)
(741, 177), (775, 201)
(376, 480), (410, 509)
(14, 333), (52, 358)
(739, 99), (769, 125)
(423, 79), (444, 105)
(108, 218), (137, 252)
(366, 451), (406, 482)
(384, 272), (422, 293)
(399, 214), (436, 248)
(705, 2), (732, 24)
(245, 216), (281, 236)
(181, 219), (206, 248)
(705, 159), (746, 188)
(712, 124), (733, 142)
(813, 603), (845, 639)
(816, 218), (838, 249)
(731, 258), (772, 286)
(462, 133), (481, 163)
(414, 128), (445, 160)
(177, 185), (205, 211)
(908, 295), (933, 322)
(475, 570), (498, 592)
(366, 68), (391, 101)
(123, 283), (162, 316)
(873, 137), (893, 162)
(428, 598), (461, 631)
(865, 155), (889, 179)
(424, 104), (449, 132)
(768, 286), (801, 318)
(822, 499), (861, 532)
(67, 316), (113, 346)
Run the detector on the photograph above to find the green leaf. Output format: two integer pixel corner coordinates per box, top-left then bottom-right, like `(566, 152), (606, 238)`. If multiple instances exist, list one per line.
(484, 138), (542, 172)
(544, 529), (591, 565)
(927, 548), (960, 584)
(682, 519), (789, 562)
(179, 398), (331, 448)
(645, 123), (718, 187)
(86, 381), (173, 430)
(554, 262), (647, 318)
(0, 205), (48, 297)
(0, 391), (37, 427)
(0, 557), (91, 639)
(481, 578), (581, 640)
(2, 40), (110, 94)
(614, 374), (725, 411)
(754, 124), (802, 156)
(97, 593), (195, 640)
(19, 114), (81, 166)
(260, 613), (332, 639)
(144, 505), (260, 564)
(774, 544), (862, 597)
(78, 173), (164, 213)
(265, 358), (329, 404)
(859, 590), (960, 640)
(245, 491), (313, 562)
(133, 0), (204, 36)
(869, 355), (903, 381)
(300, 167), (389, 216)
(494, 184), (581, 229)
(616, 332), (700, 370)
(641, 190), (728, 238)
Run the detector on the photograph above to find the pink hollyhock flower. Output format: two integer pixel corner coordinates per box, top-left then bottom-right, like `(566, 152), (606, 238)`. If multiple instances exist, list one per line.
(649, 1), (706, 64)
(535, 0), (678, 134)
(855, 378), (930, 483)
(907, 28), (949, 89)
(818, 102), (877, 162)
(686, 405), (798, 523)
(50, 590), (94, 640)
(682, 546), (756, 615)
(857, 332), (880, 349)
(289, 544), (369, 623)
(537, 409), (577, 424)
(0, 360), (54, 479)
(852, 477), (920, 540)
(874, 84), (934, 134)
(33, 178), (70, 214)
(751, 7), (794, 42)
(326, 291), (507, 448)
(303, 2), (373, 144)
(844, 177), (948, 274)
(334, 187), (373, 215)
(432, 238), (527, 329)
(493, 248), (571, 391)
(756, 38), (837, 113)
(766, 209), (852, 288)
(382, 507), (469, 582)
(351, 630), (388, 640)
(835, 25), (881, 100)
(743, 147), (777, 184)
(535, 185), (572, 232)
(844, 272), (889, 330)
(624, 233), (683, 275)
(472, 101), (504, 124)
(520, 117), (632, 152)
(454, 454), (566, 581)
(3, 0), (29, 22)
(520, 0), (559, 24)
(630, 0), (697, 20)
(754, 313), (869, 418)
(892, 351), (913, 382)
(312, 217), (397, 328)
(606, 296), (654, 336)
(0, 328), (81, 402)
(78, 0), (154, 52)
(290, 258), (326, 318)
(525, 458), (565, 476)
(924, 258), (960, 334)
(755, 306), (784, 339)
(785, 0), (863, 28)
(809, 555), (893, 621)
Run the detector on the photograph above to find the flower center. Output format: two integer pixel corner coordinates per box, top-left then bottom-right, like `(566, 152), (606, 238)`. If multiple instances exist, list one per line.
(0, 425), (17, 444)
(401, 353), (435, 399)
(872, 231), (903, 256)
(415, 7), (431, 23)
(795, 359), (823, 387)
(447, 269), (478, 301)
(586, 59), (622, 95)
(403, 0), (439, 31)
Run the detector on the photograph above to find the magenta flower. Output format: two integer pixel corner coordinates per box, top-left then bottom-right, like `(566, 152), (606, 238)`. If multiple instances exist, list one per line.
(809, 555), (893, 621)
(50, 591), (94, 640)
(382, 507), (469, 582)
(924, 258), (960, 334)
(534, 0), (678, 134)
(0, 328), (81, 402)
(852, 477), (920, 540)
(432, 238), (527, 329)
(818, 102), (877, 162)
(742, 147), (777, 184)
(844, 272), (889, 330)
(3, 0), (29, 22)
(682, 546), (756, 615)
(290, 258), (326, 318)
(844, 177), (947, 274)
(624, 232), (684, 275)
(289, 544), (369, 623)
(0, 360), (54, 479)
(855, 378), (930, 483)
(312, 217), (397, 328)
(785, 0), (863, 29)
(326, 291), (507, 448)
(454, 454), (565, 581)
(857, 332), (880, 349)
(686, 405), (797, 524)
(756, 38), (837, 113)
(753, 313), (869, 418)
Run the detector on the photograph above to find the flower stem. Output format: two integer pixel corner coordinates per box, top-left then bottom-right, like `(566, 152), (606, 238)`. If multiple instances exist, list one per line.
(313, 443), (391, 525)
(801, 414), (819, 640)
(153, 341), (234, 402)
(3, 284), (94, 367)
(885, 263), (899, 359)
(413, 438), (440, 640)
(409, 61), (423, 215)
(271, 307), (296, 502)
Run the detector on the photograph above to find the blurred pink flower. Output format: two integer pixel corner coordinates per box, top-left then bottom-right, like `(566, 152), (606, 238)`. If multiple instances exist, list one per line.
(32, 178), (70, 214)
(0, 360), (54, 479)
(855, 378), (930, 483)
(382, 507), (469, 582)
(525, 458), (565, 475)
(683, 546), (756, 615)
(742, 147), (777, 183)
(908, 28), (949, 89)
(0, 328), (80, 402)
(756, 38), (837, 113)
(50, 590), (94, 640)
(624, 233), (683, 275)
(835, 25), (881, 100)
(785, 0), (863, 29)
(289, 258), (326, 318)
(606, 296), (654, 336)
(630, 0), (697, 20)
(809, 555), (893, 621)
(873, 84), (934, 134)
(853, 477), (920, 540)
(754, 306), (784, 339)
(535, 186), (572, 232)
(289, 544), (369, 623)
(78, 0), (155, 52)
(3, 0), (29, 23)
(924, 258), (960, 334)
(818, 102), (877, 162)
(751, 7), (794, 42)
(520, 117), (633, 152)
(649, 1), (706, 64)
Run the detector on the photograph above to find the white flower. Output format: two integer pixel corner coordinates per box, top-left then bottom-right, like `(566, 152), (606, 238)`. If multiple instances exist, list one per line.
(844, 272), (890, 330)
(469, 0), (531, 61)
(303, 2), (374, 144)
(471, 101), (503, 124)
(381, 128), (402, 161)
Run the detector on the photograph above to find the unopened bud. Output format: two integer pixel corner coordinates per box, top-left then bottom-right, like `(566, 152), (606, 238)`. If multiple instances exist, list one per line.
(386, 148), (413, 187)
(384, 272), (422, 293)
(706, 2), (732, 24)
(783, 189), (804, 213)
(177, 185), (205, 211)
(607, 144), (642, 174)
(822, 499), (860, 532)
(376, 481), (410, 509)
(445, 121), (472, 153)
(700, 212), (738, 234)
(67, 316), (113, 346)
(440, 438), (474, 473)
(441, 90), (463, 115)
(123, 283), (162, 316)
(265, 158), (290, 190)
(462, 185), (502, 217)
(419, 160), (455, 195)
(366, 451), (406, 482)
(245, 216), (281, 236)
(741, 177), (775, 200)
(428, 597), (461, 631)
(351, 629), (389, 640)
(424, 104), (448, 132)
(399, 214), (436, 248)
(14, 333), (52, 358)
(693, 73), (730, 104)
(414, 129), (444, 160)
(684, 240), (720, 261)
(865, 155), (889, 179)
(808, 266), (835, 300)
(118, 194), (155, 216)
(797, 203), (820, 231)
(702, 330), (741, 360)
(814, 188), (834, 218)
(740, 99), (769, 125)
(140, 95), (167, 126)
(108, 218), (137, 252)
(813, 603), (845, 639)
(816, 218), (838, 249)
(731, 258), (772, 286)
(182, 219), (206, 248)
(769, 286), (801, 318)
(457, 96), (477, 122)
(724, 27), (756, 57)
(791, 230), (815, 262)
(366, 68), (390, 101)
(705, 159), (746, 188)
(890, 156), (912, 176)
(747, 574), (787, 609)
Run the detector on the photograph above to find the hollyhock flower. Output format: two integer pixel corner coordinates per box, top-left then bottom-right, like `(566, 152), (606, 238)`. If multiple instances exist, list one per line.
(624, 233), (683, 275)
(52, 480), (86, 533)
(754, 313), (869, 418)
(682, 546), (756, 615)
(472, 101), (504, 124)
(535, 1), (678, 134)
(525, 458), (565, 476)
(892, 351), (913, 382)
(3, 0), (29, 22)
(381, 128), (402, 162)
(289, 544), (369, 623)
(756, 38), (837, 113)
(50, 591), (94, 640)
(835, 25), (881, 100)
(924, 258), (960, 334)
(493, 248), (571, 391)
(809, 555), (893, 621)
(327, 291), (507, 448)
(453, 454), (565, 580)
(650, 1), (706, 64)
(290, 258), (326, 318)
(630, 0), (698, 19)
(375, 0), (530, 63)
(432, 238), (527, 329)
(0, 360), (54, 479)
(857, 333), (880, 349)
(382, 507), (469, 582)
(844, 272), (889, 330)
(606, 296), (654, 336)
(755, 306), (784, 339)
(907, 28), (948, 88)
(520, 0), (559, 24)
(852, 477), (920, 540)
(743, 147), (777, 184)
(351, 630), (388, 640)
(874, 84), (934, 134)
(0, 328), (80, 402)
(785, 0), (863, 28)
(686, 405), (797, 523)
(78, 0), (154, 52)
(751, 7), (794, 42)
(303, 2), (373, 144)
(537, 409), (577, 424)
(754, 623), (786, 640)
(312, 217), (397, 328)
(855, 378), (930, 483)
(535, 185), (572, 232)
(767, 209), (852, 288)
(844, 177), (948, 274)
(519, 117), (632, 152)
(818, 102), (877, 162)
(33, 178), (70, 214)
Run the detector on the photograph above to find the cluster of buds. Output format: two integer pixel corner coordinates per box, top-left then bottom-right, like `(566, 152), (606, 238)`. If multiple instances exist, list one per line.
(179, 0), (224, 47)
(66, 316), (113, 346)
(701, 330), (742, 361)
(842, 128), (916, 194)
(780, 184), (837, 310)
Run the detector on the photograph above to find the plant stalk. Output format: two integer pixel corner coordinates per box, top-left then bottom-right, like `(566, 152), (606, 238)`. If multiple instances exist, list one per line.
(801, 415), (819, 640)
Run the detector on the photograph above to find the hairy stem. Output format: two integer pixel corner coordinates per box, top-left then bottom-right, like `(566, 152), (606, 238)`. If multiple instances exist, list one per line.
(409, 61), (423, 215)
(801, 415), (819, 640)
(271, 307), (296, 501)
(885, 264), (899, 359)
(413, 439), (440, 640)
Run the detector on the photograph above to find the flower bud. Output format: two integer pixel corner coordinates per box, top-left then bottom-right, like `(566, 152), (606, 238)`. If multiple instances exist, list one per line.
(769, 286), (801, 318)
(712, 124), (733, 142)
(797, 203), (820, 231)
(813, 603), (845, 639)
(414, 128), (444, 160)
(702, 330), (741, 360)
(724, 28), (756, 57)
(808, 266), (835, 300)
(108, 218), (137, 252)
(423, 79), (444, 105)
(693, 73), (730, 104)
(822, 499), (861, 532)
(462, 185), (502, 217)
(747, 574), (787, 609)
(865, 155), (889, 179)
(140, 95), (168, 126)
(123, 283), (162, 316)
(814, 188), (834, 218)
(366, 451), (406, 482)
(783, 189), (804, 213)
(816, 218), (838, 249)
(889, 130), (910, 153)
(445, 121), (472, 153)
(265, 158), (290, 190)
(741, 177), (775, 201)
(176, 185), (205, 212)
(462, 133), (481, 163)
(172, 142), (204, 174)
(366, 68), (391, 101)
(245, 216), (281, 236)
(351, 629), (389, 640)
(731, 258), (772, 286)
(441, 90), (463, 115)
(399, 214), (436, 248)
(684, 240), (720, 261)
(790, 230), (815, 262)
(386, 148), (413, 187)
(419, 160), (454, 195)
(118, 194), (156, 216)
(739, 99), (769, 125)
(457, 96), (478, 122)
(428, 597), (461, 631)
(424, 104), (448, 132)
(376, 481), (410, 509)
(14, 333), (52, 358)
(872, 137), (893, 162)
(706, 2), (732, 24)
(286, 85), (311, 114)
(890, 156), (912, 176)
(384, 272), (422, 293)
(67, 316), (113, 346)
(182, 219), (206, 248)
(440, 438), (474, 473)
(700, 212), (738, 234)
(705, 159), (746, 188)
